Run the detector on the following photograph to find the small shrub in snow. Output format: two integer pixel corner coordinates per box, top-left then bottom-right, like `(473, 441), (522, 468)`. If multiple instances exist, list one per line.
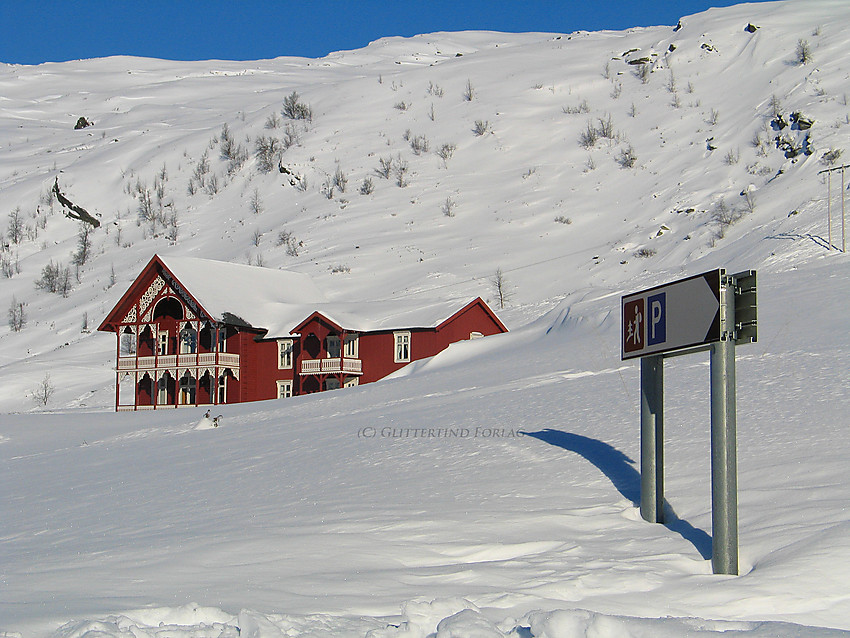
(251, 228), (262, 247)
(597, 114), (616, 140)
(410, 134), (430, 155)
(219, 124), (236, 160)
(395, 157), (410, 188)
(264, 112), (281, 129)
(205, 173), (219, 196)
(7, 207), (24, 245)
(796, 39), (813, 65)
(2, 252), (20, 278)
(634, 247), (657, 258)
(708, 108), (720, 126)
(610, 82), (623, 99)
(332, 166), (348, 193)
(442, 197), (456, 217)
(31, 373), (54, 407)
(376, 156), (394, 179)
(72, 224), (93, 266)
(35, 260), (72, 297)
(8, 296), (25, 332)
(359, 177), (375, 195)
(463, 79), (475, 102)
(249, 188), (263, 215)
(437, 143), (457, 164)
(579, 122), (599, 149)
(330, 264), (350, 274)
(282, 91), (313, 121)
(723, 148), (740, 165)
(554, 215), (572, 225)
(491, 267), (512, 309)
(633, 63), (651, 84)
(255, 136), (284, 174)
(711, 199), (742, 238)
(277, 230), (303, 257)
(562, 100), (590, 115)
(394, 101), (409, 111)
(427, 82), (444, 97)
(473, 120), (490, 136)
(618, 145), (638, 168)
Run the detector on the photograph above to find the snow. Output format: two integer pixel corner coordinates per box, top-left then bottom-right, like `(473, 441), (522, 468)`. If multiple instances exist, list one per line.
(2, 1), (850, 636)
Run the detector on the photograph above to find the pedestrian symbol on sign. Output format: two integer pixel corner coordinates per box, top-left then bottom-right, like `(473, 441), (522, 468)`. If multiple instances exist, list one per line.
(623, 298), (645, 354)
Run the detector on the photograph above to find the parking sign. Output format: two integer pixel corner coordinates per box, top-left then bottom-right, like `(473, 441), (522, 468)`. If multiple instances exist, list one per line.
(621, 270), (721, 360)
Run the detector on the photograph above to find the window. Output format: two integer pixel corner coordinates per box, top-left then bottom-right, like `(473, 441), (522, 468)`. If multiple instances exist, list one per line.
(344, 376), (359, 388)
(218, 374), (228, 404)
(343, 334), (359, 358)
(324, 377), (340, 391)
(179, 372), (196, 405)
(276, 380), (293, 399)
(394, 331), (411, 363)
(277, 339), (293, 369)
(120, 329), (137, 355)
(218, 328), (227, 353)
(179, 324), (197, 354)
(158, 331), (169, 355)
(469, 331), (484, 340)
(326, 335), (341, 358)
(157, 374), (169, 405)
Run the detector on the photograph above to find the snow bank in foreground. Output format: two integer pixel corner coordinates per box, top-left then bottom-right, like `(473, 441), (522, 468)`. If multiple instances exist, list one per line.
(47, 602), (850, 638)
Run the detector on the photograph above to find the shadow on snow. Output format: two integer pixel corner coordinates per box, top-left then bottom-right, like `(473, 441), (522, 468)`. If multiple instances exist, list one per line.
(523, 428), (712, 560)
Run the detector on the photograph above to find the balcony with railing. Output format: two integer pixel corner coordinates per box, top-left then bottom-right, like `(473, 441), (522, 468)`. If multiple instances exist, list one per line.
(117, 352), (240, 371)
(300, 357), (362, 375)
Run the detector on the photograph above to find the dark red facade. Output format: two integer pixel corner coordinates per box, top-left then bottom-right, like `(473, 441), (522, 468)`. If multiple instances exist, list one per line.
(99, 255), (508, 411)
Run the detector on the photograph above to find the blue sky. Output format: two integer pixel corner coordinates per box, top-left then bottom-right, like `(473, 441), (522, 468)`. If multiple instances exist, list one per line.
(1, 1), (762, 65)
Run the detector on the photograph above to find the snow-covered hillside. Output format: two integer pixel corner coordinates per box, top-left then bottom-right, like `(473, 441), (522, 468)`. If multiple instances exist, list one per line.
(2, 1), (850, 636)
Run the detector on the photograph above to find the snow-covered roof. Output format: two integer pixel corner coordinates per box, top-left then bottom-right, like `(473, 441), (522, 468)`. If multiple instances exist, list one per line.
(158, 256), (493, 338)
(304, 298), (484, 333)
(158, 255), (325, 336)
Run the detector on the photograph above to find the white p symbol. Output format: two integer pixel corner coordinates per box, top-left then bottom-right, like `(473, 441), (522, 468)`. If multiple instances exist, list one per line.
(651, 300), (663, 340)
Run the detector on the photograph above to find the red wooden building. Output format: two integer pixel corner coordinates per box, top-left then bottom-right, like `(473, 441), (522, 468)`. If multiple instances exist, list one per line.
(99, 255), (508, 411)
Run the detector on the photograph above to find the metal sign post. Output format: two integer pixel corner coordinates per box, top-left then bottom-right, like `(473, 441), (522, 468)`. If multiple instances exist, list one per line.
(622, 269), (756, 575)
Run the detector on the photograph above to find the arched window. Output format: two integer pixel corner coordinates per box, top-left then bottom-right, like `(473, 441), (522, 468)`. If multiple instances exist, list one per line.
(153, 297), (183, 321)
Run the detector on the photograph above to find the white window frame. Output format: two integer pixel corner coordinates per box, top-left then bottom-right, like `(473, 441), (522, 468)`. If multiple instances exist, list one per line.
(277, 339), (293, 369)
(276, 380), (293, 399)
(343, 334), (359, 358)
(394, 331), (411, 363)
(218, 374), (228, 404)
(158, 330), (169, 355)
(344, 376), (359, 388)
